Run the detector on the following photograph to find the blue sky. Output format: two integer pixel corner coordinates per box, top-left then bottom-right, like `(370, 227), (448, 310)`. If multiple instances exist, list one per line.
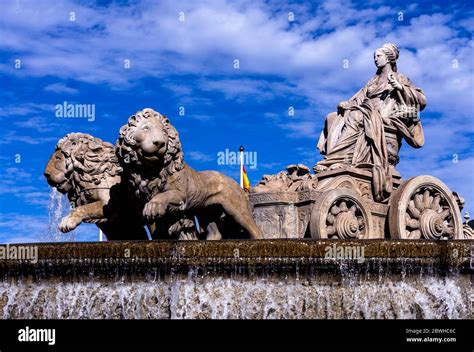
(0, 0), (472, 243)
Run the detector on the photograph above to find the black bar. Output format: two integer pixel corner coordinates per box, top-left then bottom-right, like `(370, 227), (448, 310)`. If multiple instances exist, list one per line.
(0, 320), (472, 349)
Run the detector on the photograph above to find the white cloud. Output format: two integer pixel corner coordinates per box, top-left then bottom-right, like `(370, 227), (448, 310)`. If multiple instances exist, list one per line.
(0, 167), (51, 208)
(0, 131), (59, 145)
(187, 114), (213, 121)
(14, 116), (60, 133)
(0, 213), (51, 243)
(0, 0), (471, 123)
(0, 103), (53, 117)
(259, 162), (282, 169)
(187, 151), (213, 162)
(199, 78), (296, 102)
(44, 83), (79, 94)
(3, 167), (32, 180)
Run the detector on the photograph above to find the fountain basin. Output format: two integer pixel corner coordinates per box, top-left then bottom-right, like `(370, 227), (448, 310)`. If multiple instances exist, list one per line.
(1, 239), (472, 319)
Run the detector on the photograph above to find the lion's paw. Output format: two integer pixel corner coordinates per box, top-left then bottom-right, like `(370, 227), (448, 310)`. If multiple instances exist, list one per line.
(143, 200), (166, 219)
(178, 232), (198, 240)
(59, 214), (82, 233)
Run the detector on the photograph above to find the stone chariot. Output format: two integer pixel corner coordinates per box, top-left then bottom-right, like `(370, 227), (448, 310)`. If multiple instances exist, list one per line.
(249, 156), (464, 241)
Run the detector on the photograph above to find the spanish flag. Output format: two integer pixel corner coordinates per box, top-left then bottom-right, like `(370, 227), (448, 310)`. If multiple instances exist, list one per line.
(242, 165), (251, 192)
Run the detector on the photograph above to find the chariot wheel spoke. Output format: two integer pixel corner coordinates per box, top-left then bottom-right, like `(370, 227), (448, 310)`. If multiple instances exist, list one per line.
(439, 209), (451, 220)
(414, 194), (424, 211)
(408, 200), (420, 219)
(339, 201), (348, 212)
(431, 195), (441, 210)
(423, 189), (431, 208)
(326, 213), (335, 225)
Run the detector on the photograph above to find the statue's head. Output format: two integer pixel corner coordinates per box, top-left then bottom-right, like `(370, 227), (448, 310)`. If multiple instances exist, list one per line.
(44, 147), (74, 193)
(374, 43), (399, 71)
(44, 133), (121, 194)
(120, 109), (169, 160)
(116, 108), (184, 171)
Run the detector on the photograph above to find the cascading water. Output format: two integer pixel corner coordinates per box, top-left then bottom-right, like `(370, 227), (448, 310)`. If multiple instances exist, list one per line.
(0, 270), (470, 319)
(0, 240), (471, 319)
(40, 189), (76, 242)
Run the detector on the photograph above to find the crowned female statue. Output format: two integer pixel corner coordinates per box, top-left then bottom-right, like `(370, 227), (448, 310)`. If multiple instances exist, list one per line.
(314, 43), (426, 201)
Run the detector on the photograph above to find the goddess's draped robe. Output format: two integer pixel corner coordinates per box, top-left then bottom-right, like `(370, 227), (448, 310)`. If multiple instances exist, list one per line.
(316, 73), (426, 201)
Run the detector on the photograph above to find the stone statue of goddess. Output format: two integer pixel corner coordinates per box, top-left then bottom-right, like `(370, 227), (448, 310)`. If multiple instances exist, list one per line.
(314, 43), (426, 201)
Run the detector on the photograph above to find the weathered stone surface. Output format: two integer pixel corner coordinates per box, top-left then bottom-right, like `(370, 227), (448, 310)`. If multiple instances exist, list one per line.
(249, 43), (465, 241)
(116, 108), (262, 240)
(250, 167), (464, 240)
(1, 240), (471, 276)
(388, 175), (463, 239)
(250, 166), (397, 239)
(44, 133), (148, 240)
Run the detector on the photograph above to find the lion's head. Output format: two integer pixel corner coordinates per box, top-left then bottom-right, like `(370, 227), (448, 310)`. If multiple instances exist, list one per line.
(116, 108), (184, 192)
(44, 133), (122, 196)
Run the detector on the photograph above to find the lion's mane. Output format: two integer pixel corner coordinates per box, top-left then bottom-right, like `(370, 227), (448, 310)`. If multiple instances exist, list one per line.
(56, 133), (122, 189)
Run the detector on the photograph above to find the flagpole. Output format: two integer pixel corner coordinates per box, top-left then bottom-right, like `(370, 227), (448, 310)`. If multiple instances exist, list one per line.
(239, 145), (244, 189)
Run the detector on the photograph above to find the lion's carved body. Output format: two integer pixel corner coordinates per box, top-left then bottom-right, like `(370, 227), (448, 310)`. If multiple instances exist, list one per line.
(117, 108), (263, 240)
(44, 133), (148, 240)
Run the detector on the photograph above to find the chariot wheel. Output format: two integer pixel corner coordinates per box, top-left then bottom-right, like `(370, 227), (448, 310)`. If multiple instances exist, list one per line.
(388, 176), (462, 240)
(310, 188), (372, 239)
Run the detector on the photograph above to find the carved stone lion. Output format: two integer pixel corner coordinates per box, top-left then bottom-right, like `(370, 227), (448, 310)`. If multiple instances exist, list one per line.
(116, 108), (263, 240)
(252, 164), (318, 193)
(44, 133), (148, 240)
